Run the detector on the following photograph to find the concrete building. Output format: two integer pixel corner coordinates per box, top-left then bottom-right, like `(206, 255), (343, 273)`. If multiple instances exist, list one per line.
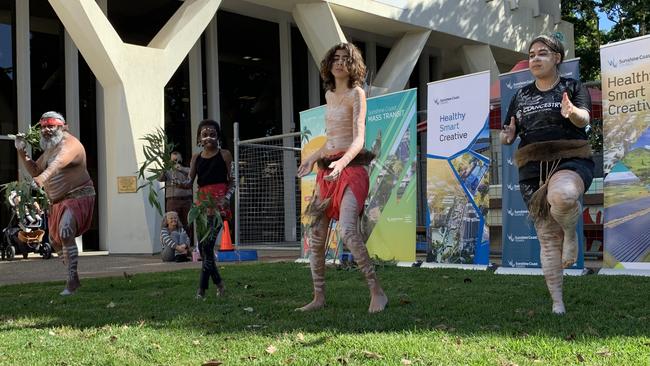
(0, 0), (574, 253)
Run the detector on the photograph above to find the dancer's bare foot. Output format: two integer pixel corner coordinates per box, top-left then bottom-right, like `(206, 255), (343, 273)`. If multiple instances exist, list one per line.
(295, 294), (325, 312)
(562, 231), (578, 268)
(216, 282), (226, 297)
(552, 301), (566, 315)
(60, 274), (80, 296)
(368, 289), (388, 313)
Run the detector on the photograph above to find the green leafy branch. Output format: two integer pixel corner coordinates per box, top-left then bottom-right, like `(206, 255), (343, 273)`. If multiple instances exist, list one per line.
(136, 128), (176, 216)
(8, 123), (42, 152)
(187, 193), (223, 244)
(1, 180), (49, 228)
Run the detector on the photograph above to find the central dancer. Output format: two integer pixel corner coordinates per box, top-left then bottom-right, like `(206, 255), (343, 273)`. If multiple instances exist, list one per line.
(297, 43), (388, 313)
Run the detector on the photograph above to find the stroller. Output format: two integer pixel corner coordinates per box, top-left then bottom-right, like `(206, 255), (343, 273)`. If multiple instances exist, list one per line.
(1, 189), (52, 260)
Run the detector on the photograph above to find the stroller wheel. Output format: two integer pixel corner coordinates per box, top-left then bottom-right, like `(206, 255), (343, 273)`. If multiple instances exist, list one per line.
(6, 246), (15, 261)
(42, 243), (52, 260)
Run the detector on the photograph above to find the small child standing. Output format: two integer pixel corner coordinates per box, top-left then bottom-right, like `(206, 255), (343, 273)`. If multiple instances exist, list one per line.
(185, 119), (233, 298)
(160, 211), (191, 262)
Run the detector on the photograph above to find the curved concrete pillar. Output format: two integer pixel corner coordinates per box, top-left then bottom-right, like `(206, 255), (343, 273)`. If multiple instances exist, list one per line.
(458, 44), (500, 85)
(370, 30), (430, 96)
(293, 2), (347, 67)
(48, 0), (221, 253)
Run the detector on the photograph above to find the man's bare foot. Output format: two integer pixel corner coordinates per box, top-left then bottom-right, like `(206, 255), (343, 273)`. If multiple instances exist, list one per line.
(295, 294), (325, 312)
(60, 275), (80, 296)
(368, 290), (388, 313)
(562, 231), (578, 268)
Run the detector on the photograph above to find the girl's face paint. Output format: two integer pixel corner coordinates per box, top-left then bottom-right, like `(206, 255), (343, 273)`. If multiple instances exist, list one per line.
(200, 127), (218, 147)
(528, 42), (560, 79)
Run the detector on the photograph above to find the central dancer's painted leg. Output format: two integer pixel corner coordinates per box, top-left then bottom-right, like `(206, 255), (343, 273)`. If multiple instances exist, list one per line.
(535, 218), (565, 314)
(339, 189), (388, 313)
(547, 170), (584, 268)
(59, 210), (80, 296)
(296, 213), (329, 311)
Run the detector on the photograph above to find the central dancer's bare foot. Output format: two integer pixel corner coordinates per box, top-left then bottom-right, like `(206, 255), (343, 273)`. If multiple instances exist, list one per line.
(368, 289), (388, 313)
(295, 294), (325, 312)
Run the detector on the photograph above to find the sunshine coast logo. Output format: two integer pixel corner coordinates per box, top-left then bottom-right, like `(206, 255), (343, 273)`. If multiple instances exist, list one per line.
(506, 81), (513, 90)
(436, 95), (460, 105)
(609, 53), (650, 68)
(607, 58), (618, 68)
(507, 209), (527, 217)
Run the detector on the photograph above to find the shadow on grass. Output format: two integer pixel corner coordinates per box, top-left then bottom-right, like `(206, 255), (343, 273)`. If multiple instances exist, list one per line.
(0, 262), (648, 340)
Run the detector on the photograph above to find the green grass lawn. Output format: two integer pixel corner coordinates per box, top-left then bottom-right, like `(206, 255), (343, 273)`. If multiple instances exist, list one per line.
(1, 262), (649, 365)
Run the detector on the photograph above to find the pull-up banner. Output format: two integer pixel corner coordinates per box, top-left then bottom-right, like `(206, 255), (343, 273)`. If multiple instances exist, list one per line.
(601, 35), (650, 273)
(500, 59), (585, 269)
(299, 88), (417, 262)
(426, 71), (491, 265)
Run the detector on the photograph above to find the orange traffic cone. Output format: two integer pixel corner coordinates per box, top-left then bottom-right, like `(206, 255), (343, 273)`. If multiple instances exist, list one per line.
(219, 220), (234, 251)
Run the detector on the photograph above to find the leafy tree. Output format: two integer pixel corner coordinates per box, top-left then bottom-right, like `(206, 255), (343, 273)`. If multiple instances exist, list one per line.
(561, 0), (650, 81)
(600, 0), (649, 40)
(561, 0), (603, 81)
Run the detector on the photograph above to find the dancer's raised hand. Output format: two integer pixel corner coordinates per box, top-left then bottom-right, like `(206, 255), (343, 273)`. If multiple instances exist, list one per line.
(561, 92), (574, 118)
(501, 116), (516, 144)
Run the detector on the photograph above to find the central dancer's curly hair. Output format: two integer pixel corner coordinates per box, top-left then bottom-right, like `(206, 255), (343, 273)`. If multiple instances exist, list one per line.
(320, 42), (367, 91)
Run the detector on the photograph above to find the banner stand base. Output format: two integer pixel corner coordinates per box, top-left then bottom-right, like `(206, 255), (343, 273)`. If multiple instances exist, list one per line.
(495, 267), (588, 276)
(294, 258), (341, 265)
(397, 261), (418, 267)
(420, 262), (488, 271)
(598, 268), (650, 277)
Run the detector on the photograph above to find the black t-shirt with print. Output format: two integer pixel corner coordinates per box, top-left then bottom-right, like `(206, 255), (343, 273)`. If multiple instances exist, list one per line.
(505, 77), (592, 181)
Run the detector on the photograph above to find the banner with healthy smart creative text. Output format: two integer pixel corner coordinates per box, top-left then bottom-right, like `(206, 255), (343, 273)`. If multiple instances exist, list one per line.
(500, 59), (585, 269)
(299, 89), (417, 262)
(601, 35), (650, 271)
(426, 71), (490, 265)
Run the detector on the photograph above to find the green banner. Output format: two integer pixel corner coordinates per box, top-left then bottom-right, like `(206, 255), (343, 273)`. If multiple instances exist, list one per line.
(299, 89), (417, 262)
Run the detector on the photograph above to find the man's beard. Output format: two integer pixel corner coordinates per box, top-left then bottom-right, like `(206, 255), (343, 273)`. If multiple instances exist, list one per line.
(40, 129), (64, 151)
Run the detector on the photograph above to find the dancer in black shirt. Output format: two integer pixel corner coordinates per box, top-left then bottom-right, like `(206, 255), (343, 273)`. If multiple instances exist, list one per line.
(501, 35), (593, 314)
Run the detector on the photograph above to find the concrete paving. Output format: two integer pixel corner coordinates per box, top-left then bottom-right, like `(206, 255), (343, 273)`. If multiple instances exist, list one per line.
(0, 248), (602, 287)
(0, 248), (301, 286)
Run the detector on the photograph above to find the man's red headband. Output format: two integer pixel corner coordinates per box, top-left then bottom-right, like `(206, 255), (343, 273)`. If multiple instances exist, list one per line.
(39, 117), (65, 127)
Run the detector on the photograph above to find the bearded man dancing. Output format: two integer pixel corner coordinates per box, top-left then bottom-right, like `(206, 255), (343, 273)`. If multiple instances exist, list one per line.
(15, 111), (95, 296)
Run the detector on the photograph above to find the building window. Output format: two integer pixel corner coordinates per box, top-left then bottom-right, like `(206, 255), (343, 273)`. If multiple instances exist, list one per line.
(29, 0), (65, 121)
(217, 10), (281, 143)
(78, 54), (99, 250)
(291, 26), (308, 131)
(0, 0), (16, 231)
(377, 44), (390, 71)
(164, 58), (192, 160)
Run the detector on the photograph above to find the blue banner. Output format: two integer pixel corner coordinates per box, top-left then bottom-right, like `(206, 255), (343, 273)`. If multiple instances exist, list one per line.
(426, 71), (491, 265)
(500, 59), (585, 268)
